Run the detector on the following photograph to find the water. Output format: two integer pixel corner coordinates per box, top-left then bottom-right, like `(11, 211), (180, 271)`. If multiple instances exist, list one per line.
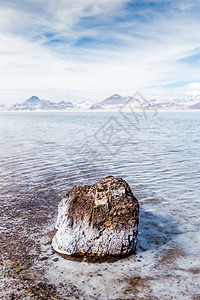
(0, 111), (200, 299)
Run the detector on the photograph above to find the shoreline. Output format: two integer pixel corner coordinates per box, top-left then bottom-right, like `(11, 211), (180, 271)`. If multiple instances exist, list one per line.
(0, 109), (200, 113)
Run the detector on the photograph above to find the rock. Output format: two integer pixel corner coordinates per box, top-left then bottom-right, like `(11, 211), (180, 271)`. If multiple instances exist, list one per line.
(52, 258), (59, 262)
(52, 176), (139, 258)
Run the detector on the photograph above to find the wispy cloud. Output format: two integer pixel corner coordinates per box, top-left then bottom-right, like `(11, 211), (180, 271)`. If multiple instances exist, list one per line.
(0, 0), (200, 103)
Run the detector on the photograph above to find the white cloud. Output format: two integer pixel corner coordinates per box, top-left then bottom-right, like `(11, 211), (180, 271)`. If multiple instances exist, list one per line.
(142, 82), (200, 101)
(0, 0), (200, 104)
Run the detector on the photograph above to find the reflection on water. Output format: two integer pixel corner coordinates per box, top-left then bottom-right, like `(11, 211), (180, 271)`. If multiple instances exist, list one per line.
(0, 111), (200, 299)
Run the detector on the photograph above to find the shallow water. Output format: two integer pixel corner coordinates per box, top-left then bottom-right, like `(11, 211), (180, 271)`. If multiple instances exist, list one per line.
(0, 111), (200, 299)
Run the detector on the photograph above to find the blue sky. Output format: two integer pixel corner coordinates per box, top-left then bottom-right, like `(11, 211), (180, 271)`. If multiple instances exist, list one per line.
(0, 0), (200, 104)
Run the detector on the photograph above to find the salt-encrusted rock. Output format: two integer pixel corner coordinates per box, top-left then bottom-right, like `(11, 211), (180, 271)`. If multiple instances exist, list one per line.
(52, 176), (139, 258)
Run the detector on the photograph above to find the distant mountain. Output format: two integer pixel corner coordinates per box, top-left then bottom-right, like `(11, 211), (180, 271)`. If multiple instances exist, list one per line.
(89, 94), (200, 111)
(9, 96), (75, 111)
(1, 94), (200, 112)
(189, 102), (200, 109)
(25, 96), (40, 105)
(89, 93), (188, 111)
(89, 94), (130, 110)
(151, 101), (185, 110)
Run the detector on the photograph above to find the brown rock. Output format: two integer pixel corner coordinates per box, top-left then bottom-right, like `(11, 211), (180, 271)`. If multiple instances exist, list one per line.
(52, 176), (139, 258)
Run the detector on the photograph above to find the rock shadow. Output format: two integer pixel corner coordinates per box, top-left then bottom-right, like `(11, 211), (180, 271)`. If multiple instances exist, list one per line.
(137, 207), (180, 253)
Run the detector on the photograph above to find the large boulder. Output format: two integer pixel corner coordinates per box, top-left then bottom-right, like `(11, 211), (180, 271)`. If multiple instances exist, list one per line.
(52, 176), (139, 258)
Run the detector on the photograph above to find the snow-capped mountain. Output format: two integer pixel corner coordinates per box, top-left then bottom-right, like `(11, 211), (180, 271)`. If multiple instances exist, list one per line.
(89, 94), (200, 110)
(0, 104), (5, 111)
(151, 96), (200, 110)
(1, 94), (200, 112)
(189, 102), (200, 109)
(89, 94), (130, 110)
(9, 96), (75, 111)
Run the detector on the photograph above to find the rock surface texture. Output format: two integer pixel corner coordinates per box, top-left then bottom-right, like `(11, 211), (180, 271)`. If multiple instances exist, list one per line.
(52, 176), (139, 258)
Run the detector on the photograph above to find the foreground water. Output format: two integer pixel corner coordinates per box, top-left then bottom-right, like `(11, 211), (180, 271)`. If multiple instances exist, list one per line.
(0, 111), (199, 299)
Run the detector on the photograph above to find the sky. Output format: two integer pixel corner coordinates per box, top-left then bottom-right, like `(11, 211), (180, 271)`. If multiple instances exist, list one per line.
(0, 0), (200, 104)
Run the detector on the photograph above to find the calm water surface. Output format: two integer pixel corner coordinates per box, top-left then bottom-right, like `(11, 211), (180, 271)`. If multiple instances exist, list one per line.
(0, 111), (199, 299)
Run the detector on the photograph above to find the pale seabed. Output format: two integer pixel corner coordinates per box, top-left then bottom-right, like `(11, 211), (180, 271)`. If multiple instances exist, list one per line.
(0, 111), (200, 299)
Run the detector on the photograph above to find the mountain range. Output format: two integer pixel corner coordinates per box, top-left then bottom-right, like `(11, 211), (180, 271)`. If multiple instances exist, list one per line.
(1, 94), (200, 111)
(89, 94), (200, 110)
(8, 96), (75, 111)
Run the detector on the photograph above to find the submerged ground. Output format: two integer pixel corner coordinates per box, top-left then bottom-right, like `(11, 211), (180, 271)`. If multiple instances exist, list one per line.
(0, 180), (199, 299)
(0, 112), (200, 299)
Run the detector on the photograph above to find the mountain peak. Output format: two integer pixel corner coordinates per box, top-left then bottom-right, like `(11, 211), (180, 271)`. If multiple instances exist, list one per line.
(111, 94), (121, 97)
(107, 94), (122, 99)
(89, 94), (128, 109)
(25, 96), (41, 104)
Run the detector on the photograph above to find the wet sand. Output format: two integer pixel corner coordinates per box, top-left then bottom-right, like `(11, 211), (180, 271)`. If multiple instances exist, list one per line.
(0, 184), (60, 299)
